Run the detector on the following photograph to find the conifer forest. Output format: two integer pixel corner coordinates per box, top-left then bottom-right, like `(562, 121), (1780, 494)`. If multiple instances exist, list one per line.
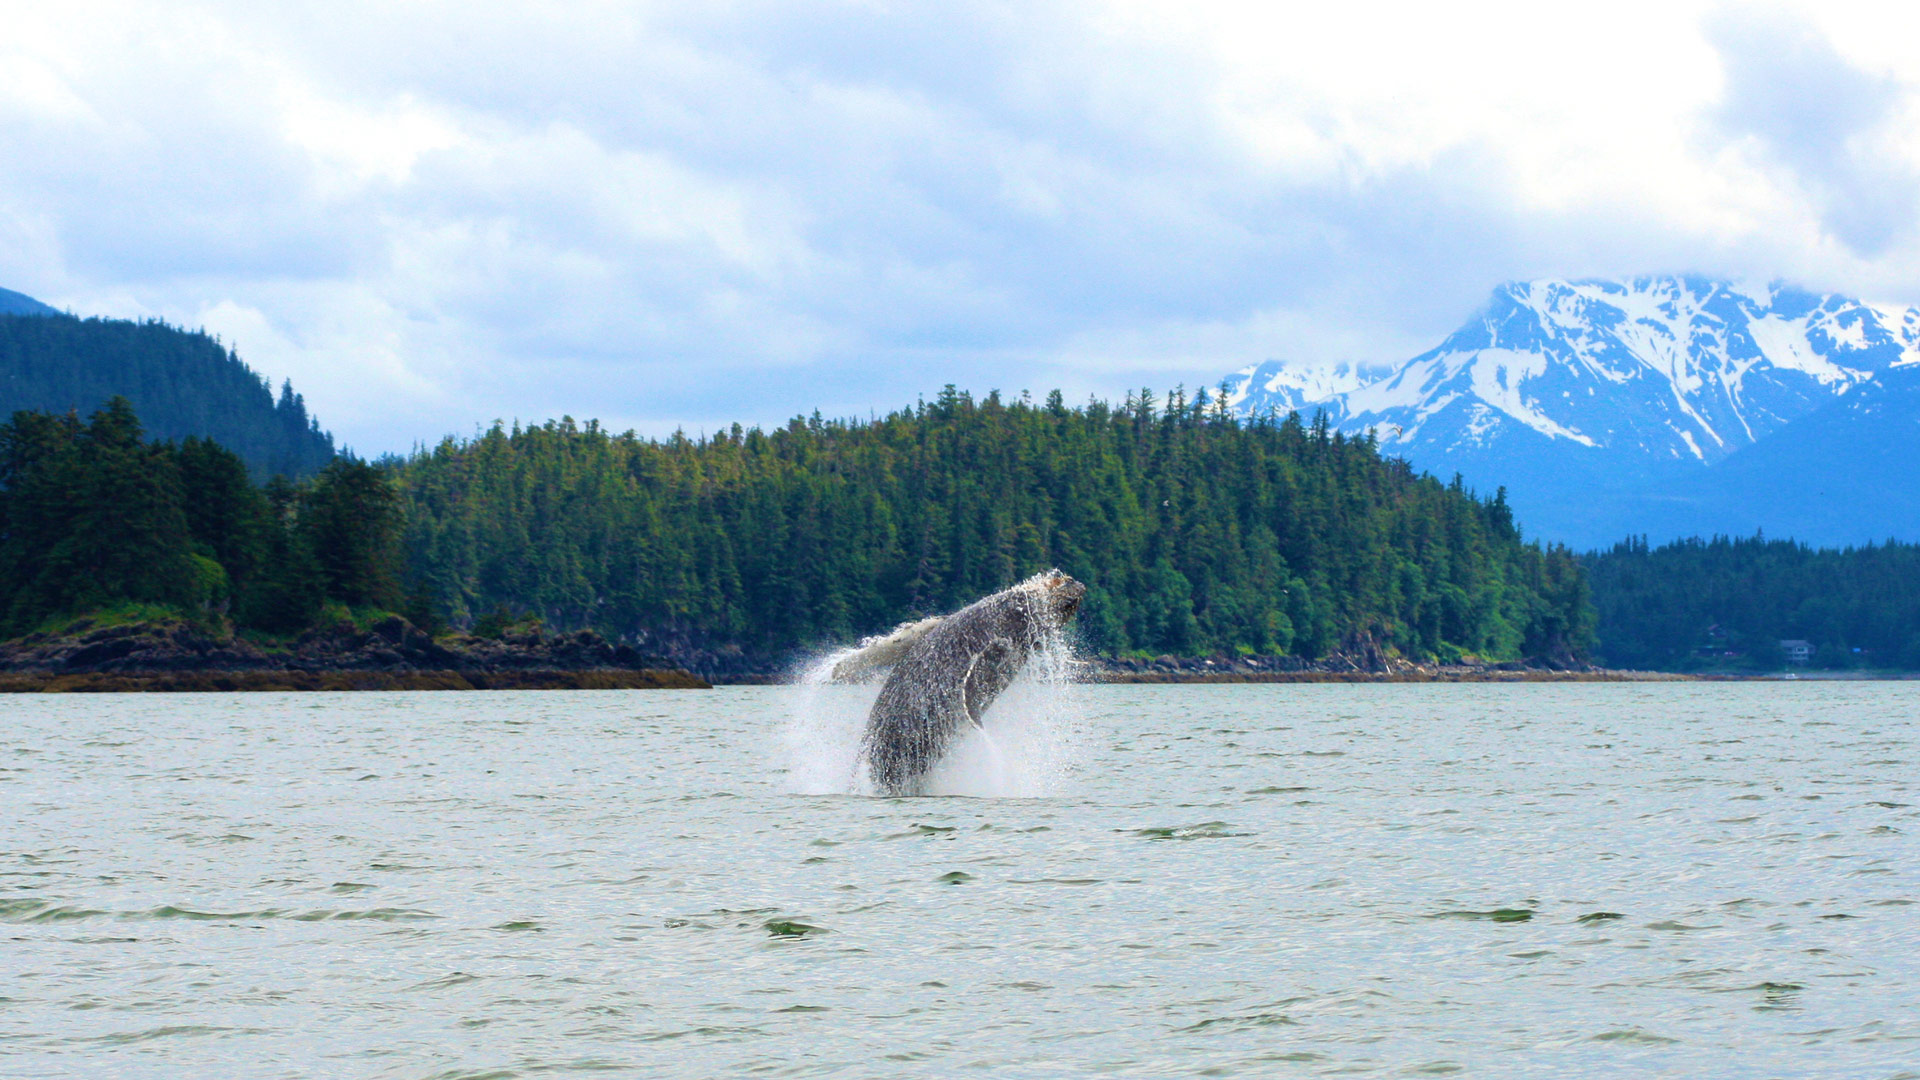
(400, 387), (1593, 663)
(1582, 535), (1920, 670)
(0, 390), (1594, 665)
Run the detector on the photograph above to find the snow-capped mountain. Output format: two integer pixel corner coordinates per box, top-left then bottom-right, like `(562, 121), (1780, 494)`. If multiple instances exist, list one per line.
(1220, 360), (1376, 415)
(1221, 276), (1920, 546)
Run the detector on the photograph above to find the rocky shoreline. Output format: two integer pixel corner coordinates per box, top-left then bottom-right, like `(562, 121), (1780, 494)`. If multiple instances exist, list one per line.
(702, 649), (1671, 685)
(0, 669), (708, 693)
(1, 614), (1673, 691)
(1079, 652), (1686, 683)
(1084, 667), (1684, 684)
(0, 615), (709, 692)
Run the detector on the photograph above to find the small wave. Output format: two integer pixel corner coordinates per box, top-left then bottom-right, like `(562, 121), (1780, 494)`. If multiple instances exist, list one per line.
(1130, 821), (1247, 840)
(409, 972), (483, 991)
(289, 907), (441, 922)
(1177, 1012), (1300, 1033)
(1429, 908), (1535, 922)
(1589, 1028), (1680, 1045)
(74, 1024), (264, 1046)
(21, 906), (109, 924)
(763, 919), (828, 937)
(886, 824), (959, 839)
(137, 905), (286, 921)
(9, 902), (446, 925)
(637, 1025), (767, 1043)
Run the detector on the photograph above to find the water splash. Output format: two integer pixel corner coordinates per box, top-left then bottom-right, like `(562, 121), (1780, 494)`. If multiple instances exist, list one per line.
(781, 608), (1084, 798)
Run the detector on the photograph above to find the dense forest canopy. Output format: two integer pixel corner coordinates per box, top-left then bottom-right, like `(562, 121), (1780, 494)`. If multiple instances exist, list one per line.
(0, 398), (402, 638)
(0, 391), (1592, 663)
(397, 387), (1592, 662)
(0, 313), (335, 479)
(1584, 535), (1920, 670)
(19, 376), (1920, 674)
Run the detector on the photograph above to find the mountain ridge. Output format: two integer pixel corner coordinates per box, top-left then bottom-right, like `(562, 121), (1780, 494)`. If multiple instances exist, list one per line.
(0, 287), (60, 318)
(1, 296), (337, 478)
(1221, 275), (1920, 548)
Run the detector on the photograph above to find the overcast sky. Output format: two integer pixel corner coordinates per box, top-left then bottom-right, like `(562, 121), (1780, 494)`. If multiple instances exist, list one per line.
(4, 1), (1919, 453)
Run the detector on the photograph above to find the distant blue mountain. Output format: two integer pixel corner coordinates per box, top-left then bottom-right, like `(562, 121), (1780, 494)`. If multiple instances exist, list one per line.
(0, 296), (337, 478)
(1221, 276), (1920, 548)
(0, 287), (59, 317)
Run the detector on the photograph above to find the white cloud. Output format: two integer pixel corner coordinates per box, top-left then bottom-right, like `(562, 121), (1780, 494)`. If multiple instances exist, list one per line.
(279, 90), (465, 191)
(0, 0), (1916, 451)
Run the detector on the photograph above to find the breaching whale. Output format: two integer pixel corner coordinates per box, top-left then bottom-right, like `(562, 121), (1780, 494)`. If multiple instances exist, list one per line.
(836, 570), (1086, 796)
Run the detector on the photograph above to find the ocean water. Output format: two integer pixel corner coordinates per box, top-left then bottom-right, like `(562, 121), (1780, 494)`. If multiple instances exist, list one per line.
(3, 683), (1916, 1078)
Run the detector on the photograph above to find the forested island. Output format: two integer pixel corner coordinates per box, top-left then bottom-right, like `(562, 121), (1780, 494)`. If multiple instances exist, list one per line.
(1, 390), (1594, 679)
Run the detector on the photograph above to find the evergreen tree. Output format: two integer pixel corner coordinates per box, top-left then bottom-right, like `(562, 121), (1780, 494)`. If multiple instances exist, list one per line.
(0, 398), (200, 631)
(241, 475), (325, 632)
(177, 436), (268, 602)
(302, 458), (404, 611)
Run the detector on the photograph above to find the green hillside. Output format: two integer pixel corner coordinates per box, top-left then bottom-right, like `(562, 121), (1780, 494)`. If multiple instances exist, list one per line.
(398, 388), (1592, 662)
(0, 311), (335, 478)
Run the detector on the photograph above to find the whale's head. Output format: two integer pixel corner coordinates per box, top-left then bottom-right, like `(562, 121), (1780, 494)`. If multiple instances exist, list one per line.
(1030, 569), (1086, 625)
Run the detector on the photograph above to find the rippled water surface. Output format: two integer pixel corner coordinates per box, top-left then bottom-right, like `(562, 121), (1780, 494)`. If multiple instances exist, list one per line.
(4, 683), (1919, 1078)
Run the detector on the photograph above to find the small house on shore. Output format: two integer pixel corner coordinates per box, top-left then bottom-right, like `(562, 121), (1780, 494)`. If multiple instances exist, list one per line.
(1779, 639), (1815, 665)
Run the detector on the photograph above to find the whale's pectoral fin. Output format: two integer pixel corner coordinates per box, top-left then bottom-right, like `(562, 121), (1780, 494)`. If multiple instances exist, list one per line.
(962, 638), (1020, 727)
(829, 616), (946, 683)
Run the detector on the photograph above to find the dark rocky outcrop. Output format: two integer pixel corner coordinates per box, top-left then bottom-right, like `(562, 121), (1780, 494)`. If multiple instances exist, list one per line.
(0, 615), (707, 690)
(0, 669), (708, 693)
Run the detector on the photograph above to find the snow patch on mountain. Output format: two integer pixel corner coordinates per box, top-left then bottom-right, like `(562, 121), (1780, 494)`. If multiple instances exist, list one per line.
(1467, 348), (1596, 446)
(1874, 303), (1920, 367)
(1220, 360), (1372, 415)
(1743, 314), (1861, 386)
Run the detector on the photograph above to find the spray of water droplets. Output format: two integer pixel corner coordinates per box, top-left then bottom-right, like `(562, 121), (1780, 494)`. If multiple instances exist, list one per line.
(780, 611), (1085, 798)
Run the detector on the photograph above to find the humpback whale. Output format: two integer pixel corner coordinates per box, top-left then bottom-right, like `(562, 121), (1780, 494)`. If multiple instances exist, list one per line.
(842, 571), (1086, 796)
